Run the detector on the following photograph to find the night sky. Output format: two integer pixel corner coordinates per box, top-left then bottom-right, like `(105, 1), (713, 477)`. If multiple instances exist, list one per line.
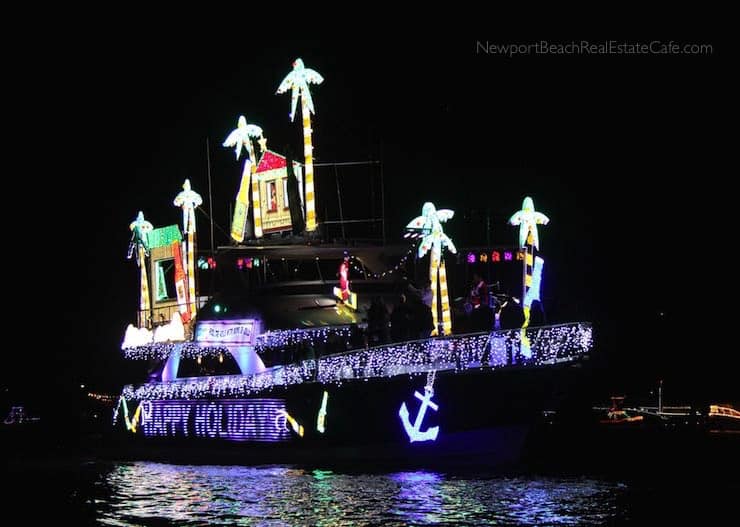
(7, 31), (731, 416)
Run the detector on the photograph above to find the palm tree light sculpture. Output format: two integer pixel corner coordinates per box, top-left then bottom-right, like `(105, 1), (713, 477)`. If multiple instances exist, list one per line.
(128, 211), (153, 328)
(174, 179), (202, 319)
(223, 115), (266, 240)
(276, 58), (323, 233)
(508, 196), (549, 357)
(407, 202), (457, 336)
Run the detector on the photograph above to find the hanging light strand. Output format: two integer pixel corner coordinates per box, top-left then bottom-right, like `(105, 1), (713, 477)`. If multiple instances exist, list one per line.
(122, 322), (592, 401)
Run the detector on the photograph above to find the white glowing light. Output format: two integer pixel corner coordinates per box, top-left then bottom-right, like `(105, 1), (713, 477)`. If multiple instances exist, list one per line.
(276, 58), (324, 122)
(173, 179), (203, 235)
(508, 196), (549, 250)
(223, 116), (264, 161)
(122, 312), (185, 349)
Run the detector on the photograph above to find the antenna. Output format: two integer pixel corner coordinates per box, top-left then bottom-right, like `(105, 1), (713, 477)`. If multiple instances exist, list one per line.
(206, 137), (214, 255)
(380, 143), (386, 246)
(335, 164), (346, 240)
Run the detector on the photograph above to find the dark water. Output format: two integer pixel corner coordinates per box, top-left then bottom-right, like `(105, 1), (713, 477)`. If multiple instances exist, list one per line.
(6, 458), (738, 525)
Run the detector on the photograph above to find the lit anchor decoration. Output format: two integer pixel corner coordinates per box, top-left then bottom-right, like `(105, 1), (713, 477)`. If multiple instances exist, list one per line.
(399, 385), (439, 442)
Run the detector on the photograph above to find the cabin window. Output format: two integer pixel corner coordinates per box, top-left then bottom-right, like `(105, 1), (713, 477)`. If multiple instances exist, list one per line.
(155, 259), (176, 302)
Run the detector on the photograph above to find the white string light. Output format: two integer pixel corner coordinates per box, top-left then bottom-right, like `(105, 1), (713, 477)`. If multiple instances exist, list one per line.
(122, 322), (592, 401)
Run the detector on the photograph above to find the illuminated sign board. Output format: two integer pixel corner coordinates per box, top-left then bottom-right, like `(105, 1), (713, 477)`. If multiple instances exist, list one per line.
(195, 319), (260, 345)
(140, 399), (291, 442)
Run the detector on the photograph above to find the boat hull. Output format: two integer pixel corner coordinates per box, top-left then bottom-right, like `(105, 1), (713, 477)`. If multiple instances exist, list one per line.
(111, 362), (588, 468)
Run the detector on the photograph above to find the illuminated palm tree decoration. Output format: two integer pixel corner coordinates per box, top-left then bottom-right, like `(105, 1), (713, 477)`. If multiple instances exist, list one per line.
(223, 115), (266, 240)
(407, 202), (457, 336)
(509, 196), (549, 357)
(174, 179), (202, 319)
(276, 58), (324, 232)
(509, 196), (549, 251)
(128, 211), (153, 328)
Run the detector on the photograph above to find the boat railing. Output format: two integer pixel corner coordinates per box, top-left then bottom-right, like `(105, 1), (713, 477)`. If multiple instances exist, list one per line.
(135, 296), (211, 330)
(123, 322), (593, 401)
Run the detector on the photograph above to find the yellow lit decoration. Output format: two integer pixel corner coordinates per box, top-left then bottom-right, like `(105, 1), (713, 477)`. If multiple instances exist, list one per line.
(406, 202), (457, 336)
(129, 212), (153, 327)
(709, 405), (740, 419)
(114, 396), (150, 434)
(276, 409), (304, 437)
(277, 58), (324, 233)
(223, 116), (266, 240)
(174, 179), (202, 319)
(317, 390), (329, 433)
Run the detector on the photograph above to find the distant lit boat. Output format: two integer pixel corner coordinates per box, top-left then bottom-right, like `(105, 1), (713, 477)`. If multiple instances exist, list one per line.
(3, 406), (40, 426)
(598, 397), (644, 425)
(708, 404), (740, 432)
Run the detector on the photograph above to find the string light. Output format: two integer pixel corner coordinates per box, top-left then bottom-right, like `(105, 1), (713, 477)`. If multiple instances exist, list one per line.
(345, 245), (416, 279)
(255, 325), (356, 353)
(133, 399), (292, 442)
(122, 342), (231, 361)
(122, 323), (592, 401)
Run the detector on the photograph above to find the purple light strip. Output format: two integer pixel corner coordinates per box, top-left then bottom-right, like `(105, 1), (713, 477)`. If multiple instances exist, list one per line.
(141, 399), (292, 442)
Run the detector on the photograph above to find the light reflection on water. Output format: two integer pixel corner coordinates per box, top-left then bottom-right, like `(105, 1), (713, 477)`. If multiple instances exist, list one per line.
(92, 462), (628, 526)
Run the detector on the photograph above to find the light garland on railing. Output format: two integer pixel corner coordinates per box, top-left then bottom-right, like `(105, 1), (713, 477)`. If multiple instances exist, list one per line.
(122, 342), (231, 361)
(255, 325), (356, 353)
(122, 325), (358, 360)
(122, 323), (592, 401)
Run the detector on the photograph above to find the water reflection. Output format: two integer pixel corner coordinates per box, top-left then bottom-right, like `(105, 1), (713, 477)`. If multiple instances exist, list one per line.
(95, 462), (628, 526)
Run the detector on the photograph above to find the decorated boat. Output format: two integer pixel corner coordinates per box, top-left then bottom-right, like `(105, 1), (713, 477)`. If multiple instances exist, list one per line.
(112, 58), (594, 466)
